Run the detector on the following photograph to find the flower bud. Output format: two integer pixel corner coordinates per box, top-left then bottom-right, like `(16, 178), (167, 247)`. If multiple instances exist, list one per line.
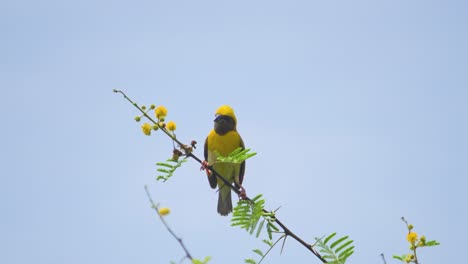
(159, 207), (170, 216)
(405, 254), (414, 263)
(134, 116), (141, 122)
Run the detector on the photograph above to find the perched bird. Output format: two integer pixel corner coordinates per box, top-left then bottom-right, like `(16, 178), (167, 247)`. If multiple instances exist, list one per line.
(203, 105), (246, 216)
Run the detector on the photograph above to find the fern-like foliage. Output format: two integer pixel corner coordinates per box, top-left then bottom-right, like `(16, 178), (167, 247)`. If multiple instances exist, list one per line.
(170, 256), (211, 264)
(231, 194), (265, 237)
(191, 256), (211, 264)
(244, 239), (275, 264)
(216, 148), (256, 163)
(156, 158), (188, 182)
(315, 233), (354, 264)
(425, 240), (441, 247)
(231, 194), (280, 241)
(392, 254), (408, 262)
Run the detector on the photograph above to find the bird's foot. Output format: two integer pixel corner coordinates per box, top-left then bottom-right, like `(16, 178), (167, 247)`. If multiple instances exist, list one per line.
(200, 160), (211, 177)
(238, 185), (247, 199)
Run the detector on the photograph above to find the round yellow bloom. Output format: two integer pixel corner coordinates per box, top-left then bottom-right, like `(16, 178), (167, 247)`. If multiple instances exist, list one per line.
(166, 121), (177, 131)
(407, 232), (418, 245)
(155, 106), (168, 119)
(141, 123), (152, 136)
(404, 254), (414, 263)
(159, 207), (170, 216)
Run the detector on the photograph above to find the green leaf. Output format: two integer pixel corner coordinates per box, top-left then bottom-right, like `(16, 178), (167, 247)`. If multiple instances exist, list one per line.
(244, 259), (257, 264)
(335, 240), (353, 253)
(256, 219), (265, 238)
(338, 246), (354, 261)
(216, 148), (257, 163)
(201, 256), (211, 263)
(156, 162), (174, 168)
(262, 239), (273, 247)
(330, 236), (348, 249)
(155, 158), (187, 182)
(393, 255), (406, 262)
(156, 176), (166, 181)
(252, 249), (264, 257)
(267, 222), (279, 231)
(315, 233), (354, 264)
(252, 194), (263, 202)
(231, 194), (266, 237)
(324, 233), (336, 245)
(425, 240), (440, 246)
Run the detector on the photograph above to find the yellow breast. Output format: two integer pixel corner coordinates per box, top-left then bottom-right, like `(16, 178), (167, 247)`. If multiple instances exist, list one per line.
(207, 129), (242, 184)
(207, 129), (242, 157)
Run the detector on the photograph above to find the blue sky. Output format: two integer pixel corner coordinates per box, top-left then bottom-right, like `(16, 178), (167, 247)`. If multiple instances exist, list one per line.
(1, 0), (467, 263)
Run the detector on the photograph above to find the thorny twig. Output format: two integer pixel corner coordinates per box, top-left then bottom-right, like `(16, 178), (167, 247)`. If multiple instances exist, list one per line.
(116, 90), (327, 263)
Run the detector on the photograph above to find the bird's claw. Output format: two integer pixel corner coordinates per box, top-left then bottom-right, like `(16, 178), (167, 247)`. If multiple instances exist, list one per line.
(238, 185), (247, 199)
(200, 160), (211, 177)
(200, 160), (208, 171)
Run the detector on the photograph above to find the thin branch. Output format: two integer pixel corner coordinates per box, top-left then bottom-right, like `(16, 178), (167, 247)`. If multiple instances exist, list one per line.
(116, 91), (327, 263)
(258, 235), (286, 264)
(144, 185), (193, 261)
(380, 253), (387, 264)
(401, 217), (419, 264)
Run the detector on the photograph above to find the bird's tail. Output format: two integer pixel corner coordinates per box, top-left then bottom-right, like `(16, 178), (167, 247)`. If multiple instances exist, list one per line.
(217, 186), (232, 216)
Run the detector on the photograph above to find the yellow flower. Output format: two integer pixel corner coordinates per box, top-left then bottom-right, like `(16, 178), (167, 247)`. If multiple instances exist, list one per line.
(141, 123), (152, 136)
(404, 254), (414, 263)
(407, 232), (418, 245)
(155, 106), (168, 119)
(159, 207), (170, 216)
(167, 121), (177, 131)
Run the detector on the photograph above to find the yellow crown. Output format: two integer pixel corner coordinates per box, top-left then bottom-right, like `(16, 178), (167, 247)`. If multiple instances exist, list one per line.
(215, 105), (237, 123)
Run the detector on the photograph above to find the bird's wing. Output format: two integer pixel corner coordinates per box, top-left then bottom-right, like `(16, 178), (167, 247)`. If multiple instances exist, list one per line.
(204, 136), (218, 189)
(204, 136), (208, 161)
(239, 136), (246, 185)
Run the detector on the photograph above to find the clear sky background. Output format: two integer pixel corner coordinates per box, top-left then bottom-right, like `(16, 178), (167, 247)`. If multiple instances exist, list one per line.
(1, 1), (467, 263)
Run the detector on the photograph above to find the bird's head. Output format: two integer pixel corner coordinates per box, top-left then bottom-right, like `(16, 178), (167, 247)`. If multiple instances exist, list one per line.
(214, 105), (237, 135)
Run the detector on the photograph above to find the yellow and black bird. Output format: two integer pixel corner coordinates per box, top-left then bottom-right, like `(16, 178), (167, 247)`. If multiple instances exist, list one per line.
(203, 105), (246, 216)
